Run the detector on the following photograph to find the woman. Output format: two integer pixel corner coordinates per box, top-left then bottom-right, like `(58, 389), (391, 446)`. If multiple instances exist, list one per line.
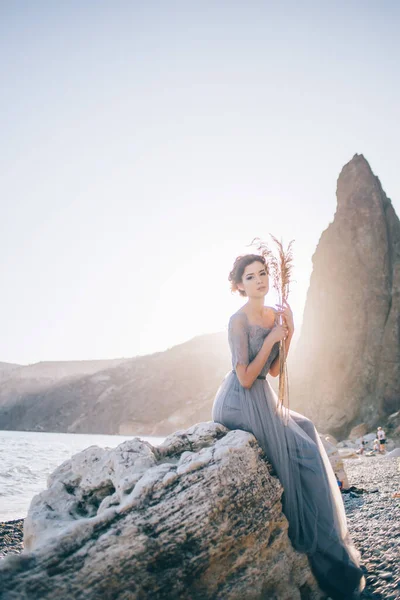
(212, 253), (365, 600)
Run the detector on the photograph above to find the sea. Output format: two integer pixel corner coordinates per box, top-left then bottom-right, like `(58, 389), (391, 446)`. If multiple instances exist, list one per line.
(0, 430), (165, 522)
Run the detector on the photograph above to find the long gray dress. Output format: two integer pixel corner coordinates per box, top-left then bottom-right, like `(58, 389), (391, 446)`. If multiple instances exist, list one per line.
(212, 310), (365, 600)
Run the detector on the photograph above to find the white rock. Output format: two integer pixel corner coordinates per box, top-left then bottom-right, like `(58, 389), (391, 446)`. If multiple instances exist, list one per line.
(362, 432), (377, 443)
(386, 447), (400, 457)
(319, 435), (349, 488)
(0, 422), (324, 600)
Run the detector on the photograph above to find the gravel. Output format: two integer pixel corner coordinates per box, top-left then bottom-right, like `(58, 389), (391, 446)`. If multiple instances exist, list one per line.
(343, 455), (400, 600)
(0, 519), (24, 559)
(1, 455), (399, 599)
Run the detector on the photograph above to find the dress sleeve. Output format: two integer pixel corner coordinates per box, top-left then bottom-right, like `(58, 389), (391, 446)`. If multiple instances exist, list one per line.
(228, 313), (249, 368)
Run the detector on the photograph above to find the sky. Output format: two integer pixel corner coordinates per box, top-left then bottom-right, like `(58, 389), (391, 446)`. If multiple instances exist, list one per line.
(1, 1), (400, 365)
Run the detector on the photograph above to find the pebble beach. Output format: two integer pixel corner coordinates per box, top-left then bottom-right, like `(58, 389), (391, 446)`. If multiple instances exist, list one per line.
(1, 455), (399, 599)
(343, 455), (400, 600)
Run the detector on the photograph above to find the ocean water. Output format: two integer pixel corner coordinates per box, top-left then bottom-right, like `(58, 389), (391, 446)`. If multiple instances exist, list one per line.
(0, 430), (165, 522)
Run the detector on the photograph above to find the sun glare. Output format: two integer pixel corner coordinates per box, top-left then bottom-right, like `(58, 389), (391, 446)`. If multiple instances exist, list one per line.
(138, 241), (310, 357)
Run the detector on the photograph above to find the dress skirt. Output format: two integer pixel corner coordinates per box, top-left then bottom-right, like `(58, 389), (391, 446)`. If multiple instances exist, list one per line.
(212, 370), (365, 600)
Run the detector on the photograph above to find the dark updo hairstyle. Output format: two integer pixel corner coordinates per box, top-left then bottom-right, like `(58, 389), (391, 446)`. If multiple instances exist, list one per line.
(228, 253), (268, 297)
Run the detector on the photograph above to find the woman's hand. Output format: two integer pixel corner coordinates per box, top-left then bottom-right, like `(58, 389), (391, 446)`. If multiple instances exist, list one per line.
(276, 299), (294, 336)
(270, 323), (289, 343)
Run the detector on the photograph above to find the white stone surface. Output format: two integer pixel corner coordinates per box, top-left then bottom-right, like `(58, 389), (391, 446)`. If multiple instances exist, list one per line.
(0, 422), (324, 600)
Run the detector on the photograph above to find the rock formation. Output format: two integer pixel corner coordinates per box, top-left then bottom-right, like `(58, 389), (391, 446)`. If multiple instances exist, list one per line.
(0, 423), (323, 600)
(291, 154), (400, 438)
(348, 423), (368, 440)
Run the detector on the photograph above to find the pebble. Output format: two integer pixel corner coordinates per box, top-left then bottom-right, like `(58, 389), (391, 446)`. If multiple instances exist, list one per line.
(378, 573), (394, 581)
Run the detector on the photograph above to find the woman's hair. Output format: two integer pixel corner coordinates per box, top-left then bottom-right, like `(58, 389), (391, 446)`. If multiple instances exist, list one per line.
(228, 253), (268, 297)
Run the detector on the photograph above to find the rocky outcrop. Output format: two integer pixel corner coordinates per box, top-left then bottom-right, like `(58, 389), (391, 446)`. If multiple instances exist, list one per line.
(0, 423), (323, 600)
(348, 423), (368, 440)
(291, 154), (400, 438)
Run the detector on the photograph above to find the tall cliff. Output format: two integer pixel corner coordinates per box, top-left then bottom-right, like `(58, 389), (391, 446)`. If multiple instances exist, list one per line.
(291, 154), (400, 437)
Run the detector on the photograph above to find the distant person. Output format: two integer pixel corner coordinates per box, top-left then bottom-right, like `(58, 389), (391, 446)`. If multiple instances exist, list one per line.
(377, 427), (386, 453)
(373, 438), (380, 453)
(212, 253), (365, 600)
(356, 436), (366, 455)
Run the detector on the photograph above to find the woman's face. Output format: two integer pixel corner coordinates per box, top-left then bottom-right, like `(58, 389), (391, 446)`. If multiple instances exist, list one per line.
(238, 261), (269, 297)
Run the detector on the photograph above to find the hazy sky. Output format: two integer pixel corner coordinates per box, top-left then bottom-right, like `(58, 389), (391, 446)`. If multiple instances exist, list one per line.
(1, 1), (399, 365)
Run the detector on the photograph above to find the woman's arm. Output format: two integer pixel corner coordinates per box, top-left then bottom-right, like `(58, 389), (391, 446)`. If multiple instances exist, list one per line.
(268, 330), (293, 377)
(236, 324), (286, 388)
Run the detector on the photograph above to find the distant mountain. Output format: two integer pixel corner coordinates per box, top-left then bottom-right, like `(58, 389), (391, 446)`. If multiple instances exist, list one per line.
(0, 334), (231, 436)
(0, 361), (21, 380)
(0, 358), (132, 409)
(1, 358), (131, 381)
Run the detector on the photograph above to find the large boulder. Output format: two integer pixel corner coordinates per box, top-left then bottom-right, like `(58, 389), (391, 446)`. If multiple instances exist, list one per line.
(386, 447), (400, 457)
(0, 423), (323, 600)
(291, 154), (400, 438)
(348, 423), (368, 440)
(356, 432), (377, 445)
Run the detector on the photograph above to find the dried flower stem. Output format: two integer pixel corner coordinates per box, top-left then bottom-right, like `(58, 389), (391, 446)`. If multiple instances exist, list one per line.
(250, 236), (294, 424)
